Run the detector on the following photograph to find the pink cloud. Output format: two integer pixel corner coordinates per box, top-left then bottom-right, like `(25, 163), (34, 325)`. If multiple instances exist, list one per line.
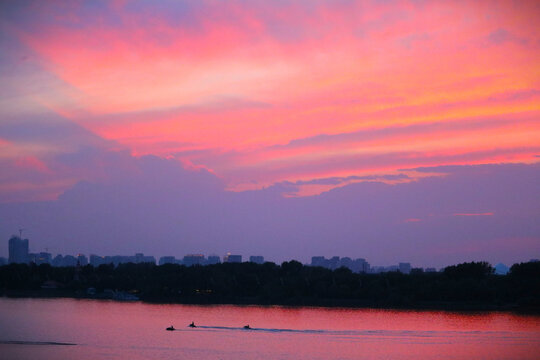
(2, 0), (540, 200)
(13, 156), (51, 173)
(454, 212), (494, 216)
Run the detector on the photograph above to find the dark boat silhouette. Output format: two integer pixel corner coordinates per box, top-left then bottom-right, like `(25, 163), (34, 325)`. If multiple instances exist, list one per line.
(243, 325), (251, 329)
(166, 326), (175, 331)
(189, 321), (196, 328)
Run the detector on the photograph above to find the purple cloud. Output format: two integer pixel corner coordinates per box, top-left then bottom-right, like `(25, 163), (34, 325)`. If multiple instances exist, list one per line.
(0, 160), (538, 268)
(487, 28), (528, 45)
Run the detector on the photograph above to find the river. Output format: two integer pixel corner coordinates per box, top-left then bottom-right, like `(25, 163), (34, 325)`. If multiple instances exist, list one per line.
(0, 298), (538, 359)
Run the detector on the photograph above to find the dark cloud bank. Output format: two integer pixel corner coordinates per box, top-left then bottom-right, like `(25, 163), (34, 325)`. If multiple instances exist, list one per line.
(1, 154), (538, 268)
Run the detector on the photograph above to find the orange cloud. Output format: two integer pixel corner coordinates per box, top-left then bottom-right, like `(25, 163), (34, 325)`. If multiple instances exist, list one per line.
(3, 0), (540, 198)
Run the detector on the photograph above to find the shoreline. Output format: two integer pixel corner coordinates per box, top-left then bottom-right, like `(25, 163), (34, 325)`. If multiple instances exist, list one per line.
(2, 289), (538, 314)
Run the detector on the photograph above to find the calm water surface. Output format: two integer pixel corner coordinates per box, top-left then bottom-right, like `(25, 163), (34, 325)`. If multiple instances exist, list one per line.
(0, 298), (539, 359)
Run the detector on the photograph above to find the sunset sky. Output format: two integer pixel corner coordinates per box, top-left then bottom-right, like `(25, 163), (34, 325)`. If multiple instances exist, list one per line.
(1, 1), (539, 266)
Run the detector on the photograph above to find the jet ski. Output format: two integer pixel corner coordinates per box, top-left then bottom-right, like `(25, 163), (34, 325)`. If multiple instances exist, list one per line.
(243, 325), (251, 329)
(166, 326), (175, 331)
(188, 322), (196, 328)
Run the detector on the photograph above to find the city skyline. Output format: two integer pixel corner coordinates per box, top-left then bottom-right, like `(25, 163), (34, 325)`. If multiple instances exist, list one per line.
(1, 234), (442, 275)
(2, 234), (363, 266)
(0, 1), (539, 268)
(2, 234), (527, 274)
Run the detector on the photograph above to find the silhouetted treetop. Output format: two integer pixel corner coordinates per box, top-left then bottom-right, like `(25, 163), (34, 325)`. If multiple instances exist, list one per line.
(443, 261), (494, 279)
(510, 261), (540, 279)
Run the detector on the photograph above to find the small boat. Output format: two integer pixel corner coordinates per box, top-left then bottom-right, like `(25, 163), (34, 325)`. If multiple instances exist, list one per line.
(243, 325), (251, 329)
(188, 322), (196, 328)
(166, 326), (175, 331)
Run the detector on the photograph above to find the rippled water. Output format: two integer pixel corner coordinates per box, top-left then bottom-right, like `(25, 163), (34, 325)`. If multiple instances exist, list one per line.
(1, 298), (539, 359)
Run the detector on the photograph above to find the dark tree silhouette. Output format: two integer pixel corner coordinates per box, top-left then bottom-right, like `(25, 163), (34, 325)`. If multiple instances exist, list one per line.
(0, 261), (538, 311)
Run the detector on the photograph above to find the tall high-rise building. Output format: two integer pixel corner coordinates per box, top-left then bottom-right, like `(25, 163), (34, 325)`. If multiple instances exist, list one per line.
(8, 236), (29, 264)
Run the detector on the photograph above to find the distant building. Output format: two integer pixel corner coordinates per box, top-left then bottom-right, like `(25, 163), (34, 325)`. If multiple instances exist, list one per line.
(207, 255), (221, 265)
(339, 257), (353, 269)
(183, 254), (205, 266)
(62, 255), (78, 267)
(89, 253), (156, 266)
(359, 259), (370, 273)
(52, 255), (63, 267)
(351, 258), (370, 273)
(140, 254), (156, 264)
(311, 256), (327, 268)
(371, 265), (399, 273)
(224, 254), (242, 263)
(135, 253), (145, 263)
(0, 257), (7, 266)
(328, 256), (340, 270)
(143, 254), (155, 264)
(159, 256), (177, 265)
(108, 256), (125, 266)
(35, 252), (52, 265)
(28, 253), (37, 263)
(311, 256), (370, 273)
(249, 256), (264, 264)
(399, 262), (411, 274)
(77, 254), (88, 266)
(90, 254), (106, 267)
(9, 236), (29, 264)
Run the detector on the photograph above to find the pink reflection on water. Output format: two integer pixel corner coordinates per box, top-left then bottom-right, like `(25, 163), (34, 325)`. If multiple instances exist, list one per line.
(0, 299), (539, 360)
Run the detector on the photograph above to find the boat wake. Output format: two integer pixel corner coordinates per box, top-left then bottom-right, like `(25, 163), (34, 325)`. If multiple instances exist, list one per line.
(175, 326), (533, 342)
(0, 340), (76, 346)
(195, 325), (326, 334)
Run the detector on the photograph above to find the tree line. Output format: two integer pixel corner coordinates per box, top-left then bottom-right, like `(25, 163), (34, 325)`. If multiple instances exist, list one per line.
(0, 260), (538, 311)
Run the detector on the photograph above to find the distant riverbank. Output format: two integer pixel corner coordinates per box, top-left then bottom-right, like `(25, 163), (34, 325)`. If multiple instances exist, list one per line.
(1, 261), (539, 313)
(1, 289), (536, 313)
